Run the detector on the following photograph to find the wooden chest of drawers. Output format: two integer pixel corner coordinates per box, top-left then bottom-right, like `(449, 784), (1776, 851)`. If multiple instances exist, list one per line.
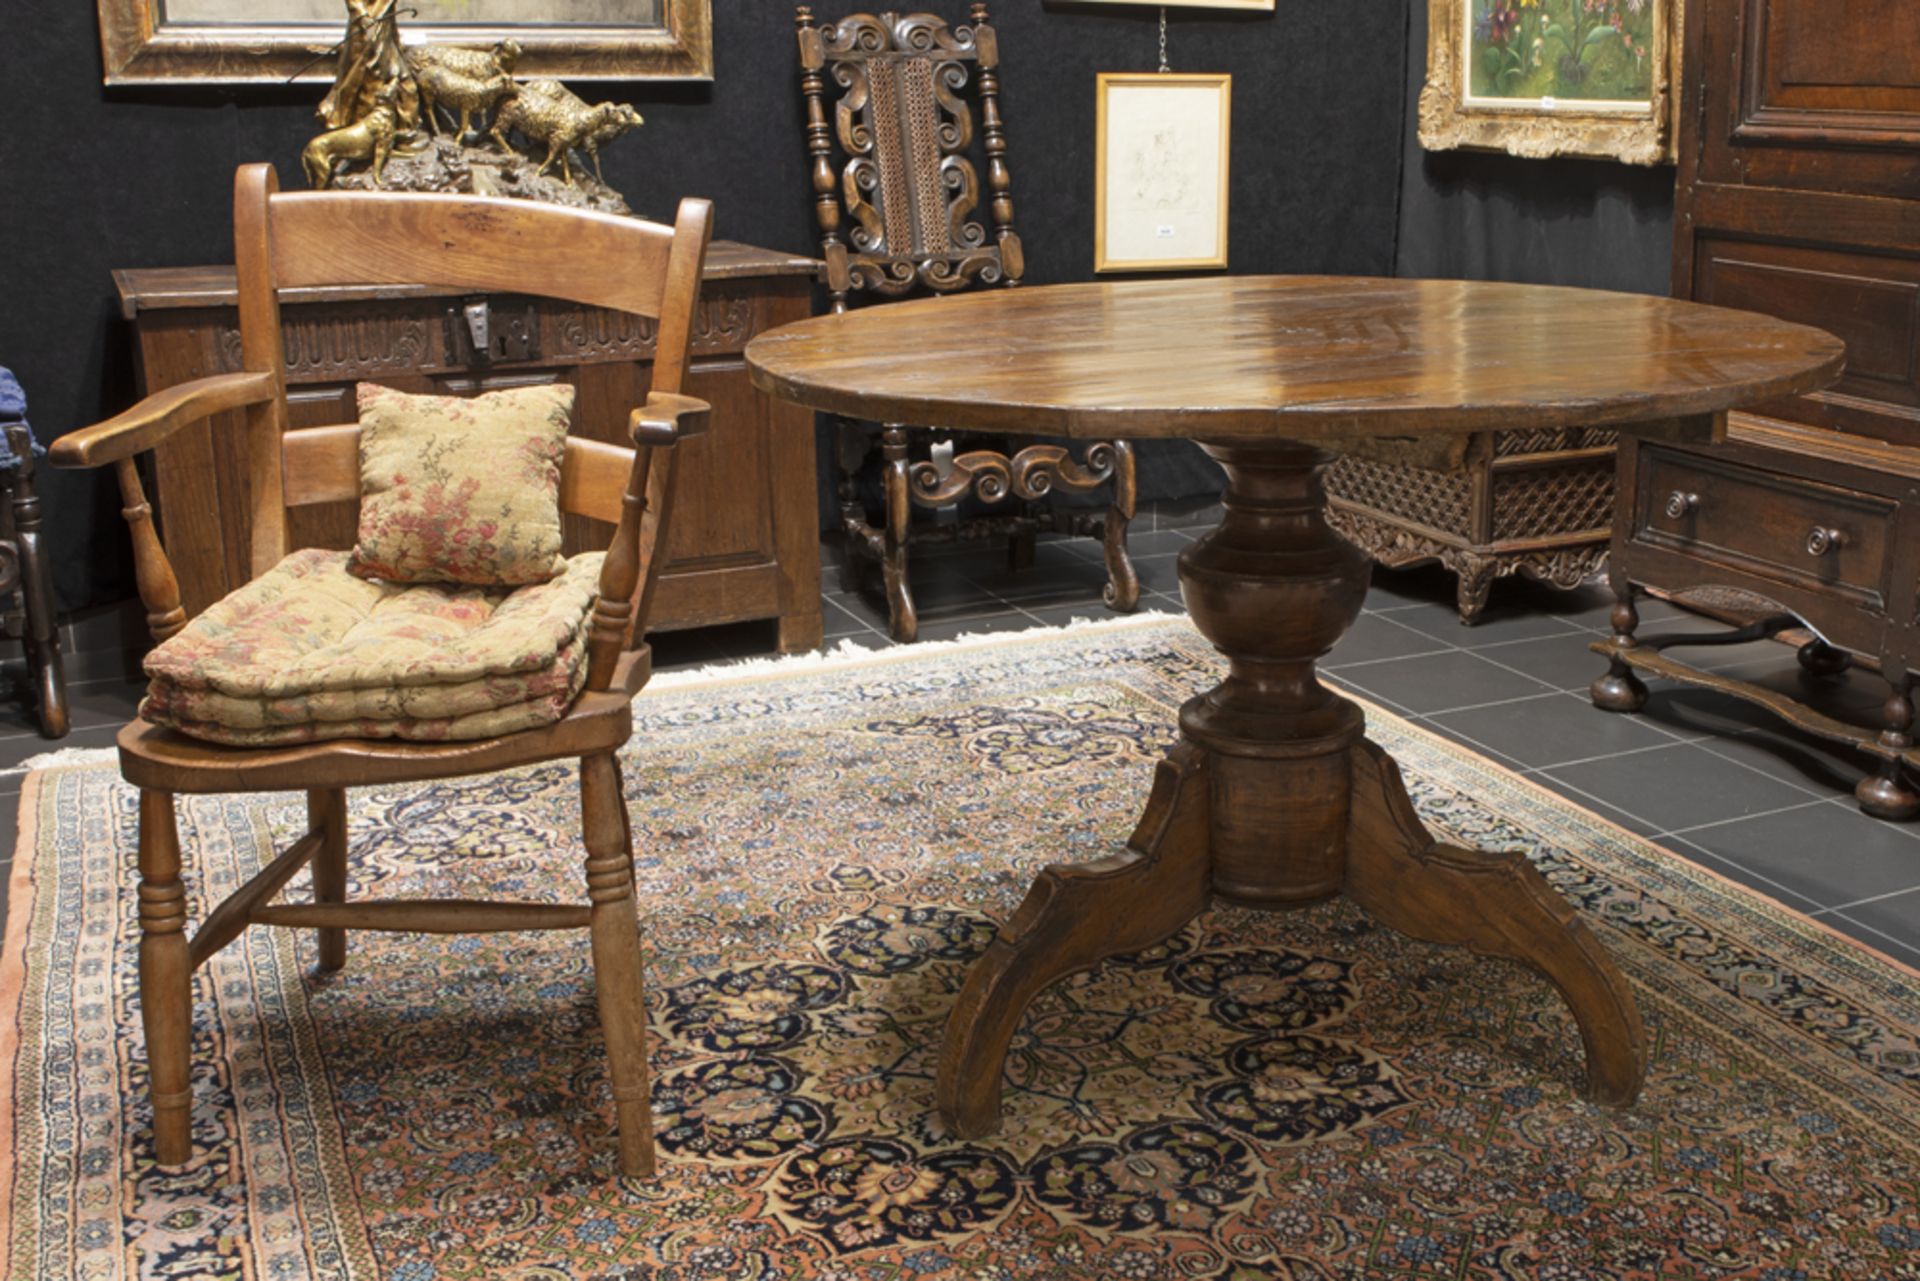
(115, 241), (825, 652)
(1593, 0), (1920, 818)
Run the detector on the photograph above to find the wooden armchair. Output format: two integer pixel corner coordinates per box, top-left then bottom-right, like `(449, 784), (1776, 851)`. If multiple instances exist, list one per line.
(795, 4), (1140, 642)
(49, 164), (713, 1179)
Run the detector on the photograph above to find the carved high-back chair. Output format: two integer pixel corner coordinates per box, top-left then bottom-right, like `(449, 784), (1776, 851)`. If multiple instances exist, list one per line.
(795, 4), (1139, 642)
(49, 164), (713, 1179)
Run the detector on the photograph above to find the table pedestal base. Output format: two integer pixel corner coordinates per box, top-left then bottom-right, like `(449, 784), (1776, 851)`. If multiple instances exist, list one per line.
(934, 441), (1648, 1140)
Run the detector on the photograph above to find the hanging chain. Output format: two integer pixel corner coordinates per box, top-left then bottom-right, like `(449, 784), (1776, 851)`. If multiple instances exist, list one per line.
(1157, 6), (1171, 73)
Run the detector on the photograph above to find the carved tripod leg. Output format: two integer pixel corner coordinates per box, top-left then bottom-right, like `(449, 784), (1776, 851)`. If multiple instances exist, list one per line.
(581, 752), (658, 1177)
(139, 789), (196, 1166)
(880, 425), (919, 643)
(1346, 740), (1646, 1104)
(936, 743), (1212, 1138)
(1102, 440), (1141, 613)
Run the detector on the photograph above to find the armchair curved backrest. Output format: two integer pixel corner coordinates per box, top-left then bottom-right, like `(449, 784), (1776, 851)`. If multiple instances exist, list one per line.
(55, 164), (715, 696)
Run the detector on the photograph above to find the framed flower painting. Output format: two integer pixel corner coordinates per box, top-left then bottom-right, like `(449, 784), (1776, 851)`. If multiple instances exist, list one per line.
(1418, 0), (1681, 164)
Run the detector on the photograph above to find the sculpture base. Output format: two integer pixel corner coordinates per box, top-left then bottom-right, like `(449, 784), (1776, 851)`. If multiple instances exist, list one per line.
(329, 135), (637, 217)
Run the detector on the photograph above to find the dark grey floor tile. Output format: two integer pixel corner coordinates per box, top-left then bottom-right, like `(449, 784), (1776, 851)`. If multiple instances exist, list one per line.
(1716, 656), (1888, 723)
(1810, 911), (1920, 971)
(1695, 726), (1866, 797)
(1630, 683), (1802, 743)
(1328, 649), (1556, 716)
(1540, 742), (1823, 836)
(1364, 566), (1457, 613)
(1022, 601), (1136, 630)
(650, 630), (723, 672)
(1153, 498), (1223, 530)
(1426, 691), (1685, 771)
(821, 596), (881, 640)
(1323, 613), (1453, 668)
(1145, 590), (1189, 615)
(1473, 633), (1619, 692)
(1825, 886), (1920, 954)
(1689, 636), (1802, 672)
(1541, 583), (1620, 630)
(1662, 836), (1829, 914)
(912, 611), (1034, 643)
(1518, 771), (1665, 839)
(1391, 598), (1589, 648)
(1664, 802), (1920, 909)
(2, 675), (145, 731)
(966, 563), (1110, 606)
(1131, 556), (1184, 596)
(1119, 529), (1197, 557)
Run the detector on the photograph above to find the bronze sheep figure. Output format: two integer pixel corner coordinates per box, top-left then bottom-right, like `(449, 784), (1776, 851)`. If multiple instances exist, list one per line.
(489, 80), (645, 186)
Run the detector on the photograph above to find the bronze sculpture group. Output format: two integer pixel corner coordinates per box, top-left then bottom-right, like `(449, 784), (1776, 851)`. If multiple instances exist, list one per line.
(302, 0), (646, 214)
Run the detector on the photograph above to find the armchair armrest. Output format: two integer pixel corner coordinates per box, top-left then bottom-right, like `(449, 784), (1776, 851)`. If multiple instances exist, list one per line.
(628, 392), (711, 449)
(50, 371), (278, 469)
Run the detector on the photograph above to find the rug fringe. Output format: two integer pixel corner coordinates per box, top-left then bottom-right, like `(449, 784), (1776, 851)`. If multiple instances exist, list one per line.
(645, 610), (1191, 693)
(10, 746), (118, 773)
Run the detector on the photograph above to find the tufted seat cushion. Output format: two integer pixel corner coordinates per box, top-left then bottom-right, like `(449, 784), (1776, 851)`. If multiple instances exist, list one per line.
(141, 548), (606, 746)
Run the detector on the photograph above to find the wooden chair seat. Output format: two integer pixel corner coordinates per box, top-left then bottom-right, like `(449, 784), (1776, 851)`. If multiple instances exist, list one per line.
(117, 650), (652, 794)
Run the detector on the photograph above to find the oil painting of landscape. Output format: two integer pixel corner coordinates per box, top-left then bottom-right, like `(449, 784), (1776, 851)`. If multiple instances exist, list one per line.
(1465, 0), (1656, 106)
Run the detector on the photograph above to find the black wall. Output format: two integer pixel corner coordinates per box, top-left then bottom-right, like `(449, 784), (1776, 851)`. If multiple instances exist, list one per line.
(1393, 0), (1675, 292)
(1, 1), (1411, 611)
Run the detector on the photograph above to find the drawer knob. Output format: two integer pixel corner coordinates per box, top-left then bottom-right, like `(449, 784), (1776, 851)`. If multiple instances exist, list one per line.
(1806, 526), (1848, 556)
(1664, 490), (1700, 519)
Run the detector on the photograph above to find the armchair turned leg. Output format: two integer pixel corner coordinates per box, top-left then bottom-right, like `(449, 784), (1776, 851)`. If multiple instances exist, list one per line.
(1102, 440), (1140, 613)
(880, 426), (919, 643)
(581, 753), (657, 1178)
(138, 789), (194, 1167)
(308, 789), (348, 972)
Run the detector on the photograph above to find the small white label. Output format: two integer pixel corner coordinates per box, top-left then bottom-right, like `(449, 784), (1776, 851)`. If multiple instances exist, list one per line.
(1155, 224), (1177, 238)
(1540, 95), (1556, 108)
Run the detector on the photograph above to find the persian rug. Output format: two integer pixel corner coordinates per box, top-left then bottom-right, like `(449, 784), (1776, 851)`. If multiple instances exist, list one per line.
(5, 615), (1920, 1281)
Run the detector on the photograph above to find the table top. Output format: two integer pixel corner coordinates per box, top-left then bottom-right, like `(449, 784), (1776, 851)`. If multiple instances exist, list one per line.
(743, 276), (1845, 442)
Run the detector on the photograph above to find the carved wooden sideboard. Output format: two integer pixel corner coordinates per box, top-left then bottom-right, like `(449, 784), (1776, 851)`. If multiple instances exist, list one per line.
(1325, 427), (1616, 623)
(115, 241), (824, 652)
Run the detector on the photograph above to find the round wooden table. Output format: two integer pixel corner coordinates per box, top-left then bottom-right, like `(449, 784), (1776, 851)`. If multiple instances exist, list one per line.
(744, 276), (1844, 1138)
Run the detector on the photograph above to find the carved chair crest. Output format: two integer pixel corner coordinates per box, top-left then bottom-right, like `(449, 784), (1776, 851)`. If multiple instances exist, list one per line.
(796, 5), (1023, 309)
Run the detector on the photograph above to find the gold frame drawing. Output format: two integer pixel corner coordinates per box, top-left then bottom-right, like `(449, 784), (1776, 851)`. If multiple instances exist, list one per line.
(1094, 72), (1232, 274)
(1417, 0), (1681, 164)
(96, 0), (713, 85)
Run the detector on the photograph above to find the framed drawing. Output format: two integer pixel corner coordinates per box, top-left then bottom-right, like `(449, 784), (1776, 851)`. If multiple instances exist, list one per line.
(97, 0), (713, 85)
(1417, 0), (1681, 164)
(1095, 72), (1232, 274)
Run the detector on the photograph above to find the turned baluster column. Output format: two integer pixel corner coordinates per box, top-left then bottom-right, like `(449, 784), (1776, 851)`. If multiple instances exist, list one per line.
(1177, 442), (1370, 905)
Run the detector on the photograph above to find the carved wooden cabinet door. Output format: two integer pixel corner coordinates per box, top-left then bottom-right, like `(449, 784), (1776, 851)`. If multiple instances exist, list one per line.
(1675, 0), (1920, 448)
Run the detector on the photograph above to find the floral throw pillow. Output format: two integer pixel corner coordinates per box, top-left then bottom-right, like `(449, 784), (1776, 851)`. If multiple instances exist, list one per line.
(348, 382), (572, 587)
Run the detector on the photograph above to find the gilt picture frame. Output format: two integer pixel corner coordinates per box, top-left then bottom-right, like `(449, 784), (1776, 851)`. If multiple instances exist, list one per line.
(96, 0), (713, 85)
(1417, 0), (1680, 164)
(1094, 72), (1232, 274)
